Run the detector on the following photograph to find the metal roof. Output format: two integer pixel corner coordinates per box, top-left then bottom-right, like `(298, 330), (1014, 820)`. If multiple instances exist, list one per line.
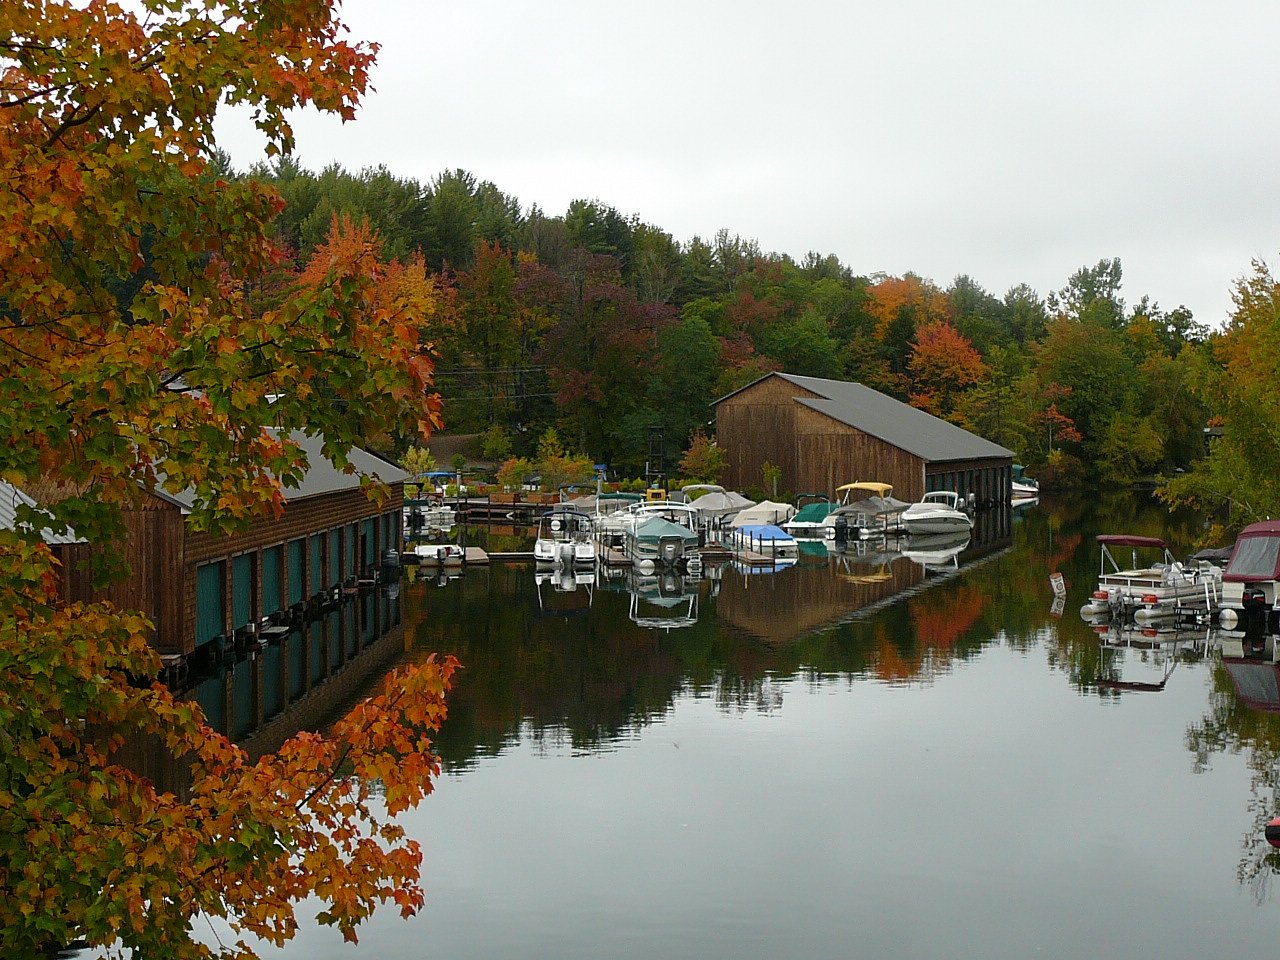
(157, 432), (408, 513)
(718, 372), (1013, 464)
(0, 480), (81, 544)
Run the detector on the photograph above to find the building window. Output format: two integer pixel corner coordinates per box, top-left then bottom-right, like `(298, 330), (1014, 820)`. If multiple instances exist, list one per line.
(287, 539), (305, 605)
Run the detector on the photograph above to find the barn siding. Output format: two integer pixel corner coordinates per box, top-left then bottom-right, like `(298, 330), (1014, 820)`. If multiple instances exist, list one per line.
(716, 373), (1012, 511)
(717, 376), (821, 495)
(56, 482), (403, 658)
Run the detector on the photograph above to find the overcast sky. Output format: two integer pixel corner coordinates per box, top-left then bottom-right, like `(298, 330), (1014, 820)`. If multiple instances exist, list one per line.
(214, 0), (1280, 327)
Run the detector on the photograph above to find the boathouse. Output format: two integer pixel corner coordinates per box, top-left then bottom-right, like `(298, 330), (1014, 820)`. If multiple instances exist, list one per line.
(713, 373), (1014, 506)
(49, 434), (407, 663)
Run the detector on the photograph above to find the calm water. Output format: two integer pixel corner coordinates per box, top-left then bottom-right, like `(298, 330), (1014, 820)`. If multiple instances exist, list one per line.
(230, 496), (1280, 956)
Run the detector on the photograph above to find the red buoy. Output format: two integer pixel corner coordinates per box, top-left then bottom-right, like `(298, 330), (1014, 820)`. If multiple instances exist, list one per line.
(1266, 817), (1280, 849)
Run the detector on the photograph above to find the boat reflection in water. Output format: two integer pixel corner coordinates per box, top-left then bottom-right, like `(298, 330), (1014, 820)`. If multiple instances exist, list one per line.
(535, 566), (595, 618)
(1088, 619), (1214, 693)
(902, 531), (971, 574)
(608, 565), (701, 631)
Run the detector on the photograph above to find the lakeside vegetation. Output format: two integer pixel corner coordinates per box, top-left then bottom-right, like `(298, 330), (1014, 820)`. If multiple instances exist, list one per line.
(246, 161), (1224, 494)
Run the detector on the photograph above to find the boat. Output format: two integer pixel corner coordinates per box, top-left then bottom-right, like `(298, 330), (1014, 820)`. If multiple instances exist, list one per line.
(784, 493), (836, 538)
(1011, 464), (1039, 500)
(729, 523), (799, 561)
(533, 506), (597, 568)
(590, 491), (645, 548)
(824, 482), (911, 539)
(1078, 534), (1222, 624)
(1216, 521), (1280, 654)
(899, 491), (974, 536)
(677, 484), (756, 531)
(625, 514), (702, 573)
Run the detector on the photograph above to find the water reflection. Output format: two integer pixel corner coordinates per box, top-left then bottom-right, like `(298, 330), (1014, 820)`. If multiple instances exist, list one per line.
(1187, 653), (1280, 902)
(102, 494), (1280, 956)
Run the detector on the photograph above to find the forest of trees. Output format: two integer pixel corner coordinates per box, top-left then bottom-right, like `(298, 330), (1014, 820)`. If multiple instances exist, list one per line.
(245, 158), (1224, 491)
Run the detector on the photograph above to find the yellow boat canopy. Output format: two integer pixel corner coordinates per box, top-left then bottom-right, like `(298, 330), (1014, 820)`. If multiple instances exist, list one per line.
(835, 481), (894, 499)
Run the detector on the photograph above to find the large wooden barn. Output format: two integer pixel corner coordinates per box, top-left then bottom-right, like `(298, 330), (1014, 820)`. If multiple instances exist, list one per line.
(48, 434), (407, 663)
(713, 373), (1014, 506)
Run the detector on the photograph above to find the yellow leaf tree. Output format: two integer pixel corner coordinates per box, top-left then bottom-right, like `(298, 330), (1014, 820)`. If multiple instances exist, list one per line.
(1, 2), (453, 956)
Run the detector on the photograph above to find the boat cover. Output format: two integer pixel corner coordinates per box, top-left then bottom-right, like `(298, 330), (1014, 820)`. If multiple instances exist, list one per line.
(631, 516), (699, 545)
(730, 500), (796, 527)
(735, 524), (794, 542)
(689, 489), (755, 519)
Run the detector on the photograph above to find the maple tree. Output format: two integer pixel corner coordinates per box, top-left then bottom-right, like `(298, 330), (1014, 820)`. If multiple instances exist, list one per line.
(907, 319), (987, 424)
(1, 2), (454, 957)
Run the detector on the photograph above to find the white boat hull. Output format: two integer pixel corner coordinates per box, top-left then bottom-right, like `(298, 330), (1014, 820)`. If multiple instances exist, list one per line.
(902, 514), (972, 536)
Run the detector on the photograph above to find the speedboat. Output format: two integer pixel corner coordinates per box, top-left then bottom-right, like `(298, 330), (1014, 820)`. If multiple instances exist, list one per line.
(533, 506), (597, 568)
(1011, 464), (1039, 500)
(900, 491), (974, 536)
(1079, 534), (1222, 624)
(784, 493), (836, 538)
(820, 482), (910, 539)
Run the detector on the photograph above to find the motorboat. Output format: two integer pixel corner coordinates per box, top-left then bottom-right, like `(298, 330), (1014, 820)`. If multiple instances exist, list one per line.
(533, 506), (597, 568)
(1078, 534), (1222, 624)
(728, 499), (796, 528)
(590, 491), (644, 548)
(1216, 521), (1280, 656)
(784, 493), (836, 538)
(1011, 464), (1039, 500)
(625, 514), (702, 573)
(899, 491), (974, 536)
(824, 482), (911, 539)
(677, 484), (755, 531)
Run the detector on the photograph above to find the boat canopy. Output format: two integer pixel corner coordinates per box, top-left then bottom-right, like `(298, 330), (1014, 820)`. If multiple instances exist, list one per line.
(837, 481), (894, 499)
(1225, 521), (1280, 582)
(1096, 535), (1167, 549)
(631, 516), (699, 545)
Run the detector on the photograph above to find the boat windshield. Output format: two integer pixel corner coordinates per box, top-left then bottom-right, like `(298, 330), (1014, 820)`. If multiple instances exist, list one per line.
(1227, 535), (1280, 579)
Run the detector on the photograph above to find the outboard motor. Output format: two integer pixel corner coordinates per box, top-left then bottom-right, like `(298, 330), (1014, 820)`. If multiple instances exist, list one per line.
(833, 515), (849, 547)
(659, 538), (681, 567)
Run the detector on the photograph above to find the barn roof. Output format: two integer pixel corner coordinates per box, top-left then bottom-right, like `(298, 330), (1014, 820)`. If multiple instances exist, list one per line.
(714, 372), (1014, 464)
(153, 432), (408, 513)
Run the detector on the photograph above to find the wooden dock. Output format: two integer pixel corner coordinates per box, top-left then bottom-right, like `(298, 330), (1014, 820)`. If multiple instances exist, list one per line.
(600, 547), (632, 567)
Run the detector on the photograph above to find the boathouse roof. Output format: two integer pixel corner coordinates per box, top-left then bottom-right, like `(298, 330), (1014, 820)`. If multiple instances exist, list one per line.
(0, 480), (82, 544)
(152, 432), (408, 512)
(713, 372), (1013, 463)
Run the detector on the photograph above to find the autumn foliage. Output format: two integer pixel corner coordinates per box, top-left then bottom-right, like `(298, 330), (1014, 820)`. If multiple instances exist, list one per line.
(1, 2), (452, 956)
